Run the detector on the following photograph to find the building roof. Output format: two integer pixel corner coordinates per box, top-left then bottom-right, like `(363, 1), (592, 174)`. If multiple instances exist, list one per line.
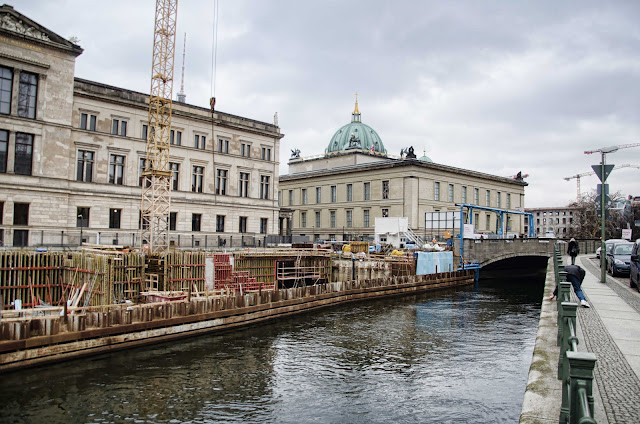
(326, 97), (386, 155)
(281, 157), (528, 187)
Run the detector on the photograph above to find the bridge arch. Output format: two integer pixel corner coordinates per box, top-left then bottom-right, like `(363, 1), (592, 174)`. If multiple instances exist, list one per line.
(479, 252), (551, 267)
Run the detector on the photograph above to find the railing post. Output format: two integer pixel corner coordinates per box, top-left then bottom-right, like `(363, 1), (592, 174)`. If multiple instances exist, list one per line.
(557, 279), (571, 345)
(559, 301), (578, 423)
(566, 351), (597, 424)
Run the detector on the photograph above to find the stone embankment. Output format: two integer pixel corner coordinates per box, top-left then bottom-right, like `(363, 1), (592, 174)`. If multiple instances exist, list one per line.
(0, 270), (474, 373)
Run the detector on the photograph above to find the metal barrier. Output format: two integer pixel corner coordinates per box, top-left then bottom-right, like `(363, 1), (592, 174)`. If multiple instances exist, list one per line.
(553, 244), (597, 424)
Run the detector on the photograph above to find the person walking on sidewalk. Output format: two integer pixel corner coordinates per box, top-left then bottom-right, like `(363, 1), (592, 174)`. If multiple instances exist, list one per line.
(567, 238), (579, 265)
(549, 264), (590, 308)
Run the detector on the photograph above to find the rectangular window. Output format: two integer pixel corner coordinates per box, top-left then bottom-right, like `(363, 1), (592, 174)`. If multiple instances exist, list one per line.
(474, 188), (479, 205)
(486, 190), (490, 207)
(170, 212), (177, 231)
(261, 147), (272, 161)
(90, 115), (96, 131)
(347, 184), (353, 201)
(315, 211), (321, 228)
(302, 188), (307, 204)
(260, 218), (268, 234)
(239, 172), (249, 197)
(112, 119), (119, 135)
(218, 138), (229, 153)
(109, 208), (121, 229)
(448, 184), (454, 202)
(216, 215), (225, 232)
(241, 143), (251, 157)
(506, 193), (511, 209)
(496, 192), (501, 208)
(109, 154), (125, 185)
(364, 210), (370, 227)
(120, 121), (127, 136)
(139, 211), (148, 230)
(486, 214), (490, 231)
(301, 212), (307, 228)
(0, 66), (12, 114)
(170, 162), (179, 191)
(169, 130), (182, 145)
(14, 203), (30, 226)
(139, 158), (149, 187)
(382, 180), (389, 199)
(382, 208), (389, 217)
(462, 186), (467, 204)
(316, 187), (322, 203)
(195, 134), (206, 150)
(142, 124), (148, 140)
(15, 133), (33, 176)
(76, 207), (89, 228)
(474, 213), (479, 228)
(330, 211), (336, 228)
(289, 190), (294, 205)
(18, 71), (37, 119)
(331, 186), (337, 203)
(239, 216), (247, 233)
(364, 182), (370, 200)
(434, 182), (440, 201)
(260, 175), (270, 199)
(0, 129), (8, 173)
(192, 213), (202, 232)
(192, 165), (204, 192)
(346, 210), (352, 227)
(76, 150), (94, 182)
(216, 169), (228, 195)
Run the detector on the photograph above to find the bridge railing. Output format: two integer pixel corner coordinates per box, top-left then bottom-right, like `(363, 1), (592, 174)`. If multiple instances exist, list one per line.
(553, 244), (597, 424)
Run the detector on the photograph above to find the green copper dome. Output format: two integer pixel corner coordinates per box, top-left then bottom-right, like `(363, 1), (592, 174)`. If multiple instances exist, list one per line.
(418, 154), (433, 163)
(325, 98), (387, 155)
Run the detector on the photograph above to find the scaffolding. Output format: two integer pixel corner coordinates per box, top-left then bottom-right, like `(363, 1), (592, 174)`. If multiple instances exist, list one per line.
(233, 250), (332, 288)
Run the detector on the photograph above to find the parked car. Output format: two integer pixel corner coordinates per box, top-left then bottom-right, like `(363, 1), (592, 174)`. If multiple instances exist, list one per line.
(606, 240), (633, 277)
(596, 246), (601, 259)
(603, 239), (626, 268)
(630, 239), (640, 290)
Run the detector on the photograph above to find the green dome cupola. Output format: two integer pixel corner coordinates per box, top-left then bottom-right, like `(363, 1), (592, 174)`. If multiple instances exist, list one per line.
(326, 94), (387, 155)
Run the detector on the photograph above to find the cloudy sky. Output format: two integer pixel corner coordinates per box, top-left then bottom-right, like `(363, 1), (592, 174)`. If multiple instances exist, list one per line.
(19, 0), (640, 207)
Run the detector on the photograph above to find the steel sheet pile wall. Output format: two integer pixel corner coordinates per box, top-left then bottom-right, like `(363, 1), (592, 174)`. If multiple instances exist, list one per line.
(0, 270), (475, 371)
(0, 252), (64, 308)
(165, 251), (206, 293)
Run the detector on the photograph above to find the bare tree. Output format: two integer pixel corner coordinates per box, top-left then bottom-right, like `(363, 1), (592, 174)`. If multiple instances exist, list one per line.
(567, 189), (633, 239)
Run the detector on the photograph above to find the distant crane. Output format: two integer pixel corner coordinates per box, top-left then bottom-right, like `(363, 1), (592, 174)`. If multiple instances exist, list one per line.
(564, 164), (640, 201)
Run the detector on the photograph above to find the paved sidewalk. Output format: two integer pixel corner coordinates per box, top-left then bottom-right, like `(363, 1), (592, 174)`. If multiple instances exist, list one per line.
(575, 254), (640, 423)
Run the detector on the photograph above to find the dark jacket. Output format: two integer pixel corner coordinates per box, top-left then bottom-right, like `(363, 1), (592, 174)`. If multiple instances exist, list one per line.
(567, 240), (579, 256)
(564, 265), (586, 283)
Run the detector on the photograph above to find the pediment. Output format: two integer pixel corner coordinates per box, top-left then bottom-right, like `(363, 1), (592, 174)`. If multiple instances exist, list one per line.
(0, 5), (83, 55)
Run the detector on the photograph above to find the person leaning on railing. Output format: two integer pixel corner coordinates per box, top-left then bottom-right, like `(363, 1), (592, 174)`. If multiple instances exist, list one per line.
(548, 264), (590, 308)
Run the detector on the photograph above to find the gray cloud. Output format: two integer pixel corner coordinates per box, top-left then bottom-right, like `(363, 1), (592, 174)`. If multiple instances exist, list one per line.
(18, 0), (640, 206)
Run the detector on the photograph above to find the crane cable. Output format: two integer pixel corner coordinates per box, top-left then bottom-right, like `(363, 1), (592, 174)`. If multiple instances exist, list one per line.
(210, 0), (219, 101)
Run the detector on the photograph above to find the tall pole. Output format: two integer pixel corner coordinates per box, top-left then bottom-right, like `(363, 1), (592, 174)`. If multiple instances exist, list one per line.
(600, 153), (606, 283)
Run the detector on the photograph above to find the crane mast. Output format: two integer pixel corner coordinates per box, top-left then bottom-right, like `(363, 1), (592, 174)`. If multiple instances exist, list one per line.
(140, 0), (178, 255)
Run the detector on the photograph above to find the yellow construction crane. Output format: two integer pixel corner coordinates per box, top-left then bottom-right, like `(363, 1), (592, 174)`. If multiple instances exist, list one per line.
(564, 164), (640, 201)
(140, 0), (178, 254)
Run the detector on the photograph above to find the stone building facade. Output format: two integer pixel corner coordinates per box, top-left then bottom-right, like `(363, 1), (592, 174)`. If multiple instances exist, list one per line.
(280, 102), (528, 241)
(0, 5), (282, 248)
(525, 207), (581, 237)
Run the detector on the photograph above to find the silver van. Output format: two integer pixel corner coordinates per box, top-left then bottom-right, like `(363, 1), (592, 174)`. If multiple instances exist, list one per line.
(630, 238), (640, 291)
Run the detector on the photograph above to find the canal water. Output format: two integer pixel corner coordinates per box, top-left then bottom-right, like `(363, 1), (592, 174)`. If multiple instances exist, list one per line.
(0, 269), (545, 423)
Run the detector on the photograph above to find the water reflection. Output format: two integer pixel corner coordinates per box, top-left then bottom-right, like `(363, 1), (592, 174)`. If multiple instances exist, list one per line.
(1, 271), (544, 423)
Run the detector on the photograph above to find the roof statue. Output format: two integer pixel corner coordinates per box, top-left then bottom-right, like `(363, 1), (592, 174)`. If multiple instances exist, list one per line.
(325, 94), (387, 155)
(290, 148), (300, 159)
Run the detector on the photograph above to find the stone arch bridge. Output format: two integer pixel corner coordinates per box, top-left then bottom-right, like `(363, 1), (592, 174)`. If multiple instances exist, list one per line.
(459, 239), (556, 267)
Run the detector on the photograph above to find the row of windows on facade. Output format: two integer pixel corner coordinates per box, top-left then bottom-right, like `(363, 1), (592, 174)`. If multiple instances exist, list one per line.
(79, 112), (273, 160)
(1, 202), (269, 234)
(534, 211), (574, 217)
(0, 66), (38, 119)
(298, 209), (375, 229)
(537, 227), (570, 234)
(283, 181), (513, 209)
(536, 217), (574, 225)
(76, 150), (272, 198)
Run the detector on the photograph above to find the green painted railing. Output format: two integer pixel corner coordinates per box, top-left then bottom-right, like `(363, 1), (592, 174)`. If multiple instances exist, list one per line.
(553, 244), (597, 424)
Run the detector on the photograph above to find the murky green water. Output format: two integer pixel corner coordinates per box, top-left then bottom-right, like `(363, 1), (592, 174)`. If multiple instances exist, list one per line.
(0, 271), (544, 423)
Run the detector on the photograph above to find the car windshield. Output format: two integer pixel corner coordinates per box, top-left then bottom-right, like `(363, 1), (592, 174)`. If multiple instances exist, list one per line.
(614, 244), (633, 255)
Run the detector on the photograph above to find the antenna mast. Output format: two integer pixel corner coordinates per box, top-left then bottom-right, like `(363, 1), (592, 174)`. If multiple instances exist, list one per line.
(177, 32), (186, 103)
